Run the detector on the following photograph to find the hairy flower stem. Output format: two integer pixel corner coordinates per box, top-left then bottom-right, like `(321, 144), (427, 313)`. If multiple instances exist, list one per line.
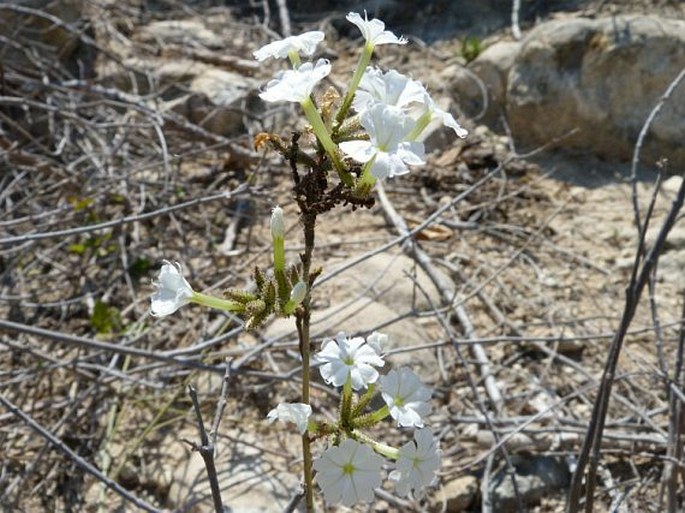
(341, 379), (353, 427)
(351, 430), (399, 460)
(301, 97), (353, 186)
(296, 211), (317, 512)
(335, 43), (373, 127)
(191, 292), (242, 312)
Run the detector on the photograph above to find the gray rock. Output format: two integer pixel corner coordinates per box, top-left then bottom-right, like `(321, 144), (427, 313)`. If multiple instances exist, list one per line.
(134, 19), (225, 49)
(506, 16), (685, 168)
(167, 429), (300, 513)
(171, 68), (260, 137)
(445, 41), (522, 127)
(488, 455), (570, 512)
(264, 251), (446, 374)
(440, 475), (479, 512)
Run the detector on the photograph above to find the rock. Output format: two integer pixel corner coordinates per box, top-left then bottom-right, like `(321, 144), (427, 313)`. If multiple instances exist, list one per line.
(440, 475), (478, 512)
(264, 251), (446, 374)
(102, 57), (259, 138)
(506, 16), (685, 169)
(167, 429), (300, 513)
(134, 19), (225, 49)
(488, 455), (570, 512)
(171, 68), (261, 137)
(445, 41), (522, 128)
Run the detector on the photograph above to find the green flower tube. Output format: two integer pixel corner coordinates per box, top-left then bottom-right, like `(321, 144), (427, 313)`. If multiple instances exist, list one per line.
(335, 42), (374, 126)
(190, 291), (243, 312)
(300, 96), (353, 186)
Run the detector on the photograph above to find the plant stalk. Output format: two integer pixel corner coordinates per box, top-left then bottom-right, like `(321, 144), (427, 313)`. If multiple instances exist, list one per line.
(296, 211), (318, 512)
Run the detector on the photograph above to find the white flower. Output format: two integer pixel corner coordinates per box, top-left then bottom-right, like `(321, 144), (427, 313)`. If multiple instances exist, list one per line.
(366, 331), (388, 356)
(266, 402), (312, 434)
(313, 439), (383, 506)
(253, 31), (325, 62)
(416, 93), (468, 139)
(150, 261), (194, 317)
(352, 67), (425, 113)
(380, 368), (432, 428)
(391, 428), (441, 497)
(339, 103), (425, 180)
(346, 11), (407, 47)
(259, 58), (331, 103)
(316, 331), (384, 390)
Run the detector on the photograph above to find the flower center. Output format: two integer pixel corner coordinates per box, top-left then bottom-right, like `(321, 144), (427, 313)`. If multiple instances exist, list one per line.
(342, 462), (355, 476)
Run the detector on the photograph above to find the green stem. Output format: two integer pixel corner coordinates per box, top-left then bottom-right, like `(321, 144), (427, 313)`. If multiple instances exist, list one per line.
(272, 236), (289, 306)
(273, 236), (285, 274)
(351, 430), (399, 459)
(191, 292), (242, 312)
(351, 383), (375, 418)
(335, 42), (374, 126)
(300, 97), (353, 186)
(364, 404), (390, 424)
(341, 379), (353, 427)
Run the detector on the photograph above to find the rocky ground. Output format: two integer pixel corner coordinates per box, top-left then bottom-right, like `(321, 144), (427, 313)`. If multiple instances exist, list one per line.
(1, 1), (685, 512)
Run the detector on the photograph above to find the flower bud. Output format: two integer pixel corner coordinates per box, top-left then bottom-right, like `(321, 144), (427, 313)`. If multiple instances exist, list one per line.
(270, 206), (285, 240)
(289, 281), (306, 306)
(283, 281), (307, 315)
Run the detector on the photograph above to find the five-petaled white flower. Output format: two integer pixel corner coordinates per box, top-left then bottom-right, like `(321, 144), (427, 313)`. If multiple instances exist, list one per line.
(380, 368), (432, 427)
(150, 261), (194, 317)
(316, 331), (384, 390)
(313, 438), (383, 506)
(391, 428), (441, 497)
(346, 11), (407, 47)
(259, 58), (331, 103)
(352, 67), (425, 113)
(266, 402), (312, 434)
(253, 31), (325, 62)
(339, 103), (425, 180)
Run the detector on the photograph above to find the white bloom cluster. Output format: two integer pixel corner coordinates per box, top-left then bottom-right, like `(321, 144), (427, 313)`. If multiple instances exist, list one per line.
(252, 12), (456, 507)
(311, 331), (439, 504)
(253, 11), (467, 188)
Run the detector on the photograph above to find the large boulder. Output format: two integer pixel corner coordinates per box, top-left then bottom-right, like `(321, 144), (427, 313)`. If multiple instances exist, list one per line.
(506, 16), (685, 168)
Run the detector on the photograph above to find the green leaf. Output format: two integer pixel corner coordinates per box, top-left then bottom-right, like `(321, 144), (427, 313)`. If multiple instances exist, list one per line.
(129, 257), (152, 279)
(91, 300), (122, 334)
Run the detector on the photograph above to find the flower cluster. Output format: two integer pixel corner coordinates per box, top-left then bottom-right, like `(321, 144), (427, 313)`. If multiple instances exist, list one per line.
(254, 10), (467, 195)
(269, 331), (440, 506)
